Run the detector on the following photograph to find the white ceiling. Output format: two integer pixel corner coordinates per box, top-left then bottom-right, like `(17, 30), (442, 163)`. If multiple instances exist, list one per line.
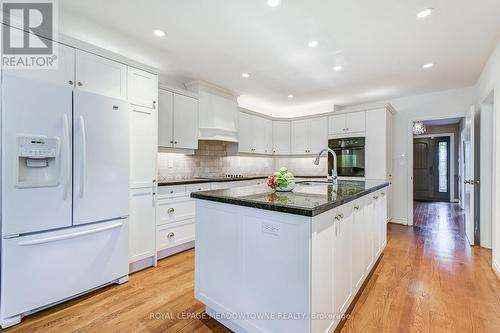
(60, 0), (500, 117)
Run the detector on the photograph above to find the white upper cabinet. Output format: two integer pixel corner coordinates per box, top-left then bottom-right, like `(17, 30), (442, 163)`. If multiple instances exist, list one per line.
(128, 67), (158, 109)
(158, 90), (174, 147)
(173, 93), (198, 149)
(3, 40), (75, 87)
(328, 112), (366, 136)
(158, 88), (199, 150)
(365, 108), (392, 180)
(291, 120), (309, 154)
(308, 117), (328, 153)
(291, 117), (328, 154)
(237, 112), (272, 154)
(75, 50), (127, 100)
(272, 121), (291, 155)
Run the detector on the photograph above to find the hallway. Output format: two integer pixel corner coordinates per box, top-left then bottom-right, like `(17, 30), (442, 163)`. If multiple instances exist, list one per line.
(413, 201), (465, 232)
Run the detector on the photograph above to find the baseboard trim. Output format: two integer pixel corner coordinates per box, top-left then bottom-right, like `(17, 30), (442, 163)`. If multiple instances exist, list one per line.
(157, 241), (195, 260)
(494, 260), (500, 282)
(390, 217), (408, 225)
(129, 256), (155, 274)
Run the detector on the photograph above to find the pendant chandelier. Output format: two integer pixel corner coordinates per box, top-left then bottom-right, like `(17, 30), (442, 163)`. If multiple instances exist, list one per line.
(413, 121), (426, 135)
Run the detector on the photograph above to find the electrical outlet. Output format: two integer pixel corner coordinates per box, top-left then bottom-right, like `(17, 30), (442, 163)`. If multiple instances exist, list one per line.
(168, 160), (174, 168)
(262, 223), (279, 236)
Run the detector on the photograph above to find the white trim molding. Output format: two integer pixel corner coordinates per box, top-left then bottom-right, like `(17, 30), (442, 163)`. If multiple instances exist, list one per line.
(390, 217), (408, 225)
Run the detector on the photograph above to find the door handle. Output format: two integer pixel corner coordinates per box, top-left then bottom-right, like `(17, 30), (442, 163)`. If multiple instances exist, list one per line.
(62, 114), (71, 200)
(79, 116), (87, 198)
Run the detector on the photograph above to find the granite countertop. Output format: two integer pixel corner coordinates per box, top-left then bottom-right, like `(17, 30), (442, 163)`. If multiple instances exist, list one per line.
(190, 180), (390, 217)
(158, 175), (325, 186)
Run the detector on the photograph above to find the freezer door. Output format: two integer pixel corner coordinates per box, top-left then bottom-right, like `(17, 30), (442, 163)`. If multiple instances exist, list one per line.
(0, 219), (128, 320)
(1, 75), (73, 236)
(73, 90), (129, 225)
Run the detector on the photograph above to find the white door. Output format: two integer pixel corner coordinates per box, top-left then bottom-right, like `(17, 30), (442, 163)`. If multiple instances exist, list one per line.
(158, 89), (174, 147)
(464, 106), (475, 245)
(130, 105), (157, 189)
(352, 199), (365, 291)
(3, 41), (75, 87)
(1, 75), (73, 235)
(308, 117), (328, 153)
(73, 91), (129, 225)
(75, 50), (127, 100)
(345, 112), (366, 133)
(272, 121), (291, 154)
(291, 120), (308, 154)
(129, 188), (156, 263)
(173, 93), (198, 149)
(128, 67), (158, 109)
(328, 114), (346, 135)
(364, 197), (375, 271)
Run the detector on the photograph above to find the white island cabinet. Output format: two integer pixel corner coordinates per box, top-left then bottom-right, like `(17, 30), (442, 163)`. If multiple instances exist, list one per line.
(194, 182), (389, 333)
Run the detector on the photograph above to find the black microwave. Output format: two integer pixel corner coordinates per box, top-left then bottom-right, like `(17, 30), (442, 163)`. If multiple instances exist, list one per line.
(328, 137), (365, 177)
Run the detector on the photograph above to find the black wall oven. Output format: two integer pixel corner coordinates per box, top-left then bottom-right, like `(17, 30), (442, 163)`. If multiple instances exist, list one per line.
(328, 137), (365, 178)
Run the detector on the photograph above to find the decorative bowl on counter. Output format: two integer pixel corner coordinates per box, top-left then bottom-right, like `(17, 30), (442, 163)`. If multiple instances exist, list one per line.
(267, 167), (295, 192)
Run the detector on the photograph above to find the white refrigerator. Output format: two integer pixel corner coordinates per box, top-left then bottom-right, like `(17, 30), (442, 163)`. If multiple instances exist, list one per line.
(1, 74), (130, 328)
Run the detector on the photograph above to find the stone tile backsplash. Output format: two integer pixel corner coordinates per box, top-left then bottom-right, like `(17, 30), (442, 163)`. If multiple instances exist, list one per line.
(157, 141), (327, 181)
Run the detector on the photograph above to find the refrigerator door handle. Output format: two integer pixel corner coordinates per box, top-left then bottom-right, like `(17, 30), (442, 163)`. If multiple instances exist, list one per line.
(62, 114), (71, 200)
(78, 115), (87, 198)
(17, 222), (123, 246)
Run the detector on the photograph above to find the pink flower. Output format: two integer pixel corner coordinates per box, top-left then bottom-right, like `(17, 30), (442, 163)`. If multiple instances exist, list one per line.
(266, 176), (277, 189)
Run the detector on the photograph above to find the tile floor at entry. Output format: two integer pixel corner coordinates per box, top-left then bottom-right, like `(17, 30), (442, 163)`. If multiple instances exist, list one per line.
(4, 205), (500, 333)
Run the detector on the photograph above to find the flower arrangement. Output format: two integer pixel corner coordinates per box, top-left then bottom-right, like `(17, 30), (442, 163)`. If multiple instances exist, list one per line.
(267, 167), (295, 192)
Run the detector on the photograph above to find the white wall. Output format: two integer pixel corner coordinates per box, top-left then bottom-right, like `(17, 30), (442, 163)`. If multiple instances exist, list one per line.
(473, 41), (500, 276)
(342, 87), (475, 224)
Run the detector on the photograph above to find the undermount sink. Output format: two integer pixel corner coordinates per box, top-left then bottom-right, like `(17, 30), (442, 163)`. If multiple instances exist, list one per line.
(296, 180), (332, 186)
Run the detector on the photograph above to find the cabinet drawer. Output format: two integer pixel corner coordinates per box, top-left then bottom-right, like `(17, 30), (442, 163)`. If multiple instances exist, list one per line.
(157, 197), (195, 225)
(158, 184), (186, 198)
(157, 220), (195, 251)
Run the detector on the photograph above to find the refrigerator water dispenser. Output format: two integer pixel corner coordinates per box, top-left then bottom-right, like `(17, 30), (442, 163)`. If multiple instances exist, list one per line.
(16, 135), (60, 188)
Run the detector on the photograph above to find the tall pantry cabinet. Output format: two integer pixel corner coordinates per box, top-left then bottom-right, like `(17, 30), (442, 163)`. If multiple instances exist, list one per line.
(128, 67), (159, 272)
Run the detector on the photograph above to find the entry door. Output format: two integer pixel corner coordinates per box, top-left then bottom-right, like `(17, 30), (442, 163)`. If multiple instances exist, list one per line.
(413, 139), (434, 200)
(413, 137), (450, 201)
(464, 106), (476, 245)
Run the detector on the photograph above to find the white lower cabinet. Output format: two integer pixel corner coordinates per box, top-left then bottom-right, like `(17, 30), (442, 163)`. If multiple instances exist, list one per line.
(312, 189), (387, 333)
(129, 187), (156, 263)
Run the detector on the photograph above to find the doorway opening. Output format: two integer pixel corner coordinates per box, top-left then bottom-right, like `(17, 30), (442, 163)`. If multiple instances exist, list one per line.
(411, 118), (463, 230)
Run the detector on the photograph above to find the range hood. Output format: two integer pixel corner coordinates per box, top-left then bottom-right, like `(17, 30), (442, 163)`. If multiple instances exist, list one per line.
(186, 81), (239, 142)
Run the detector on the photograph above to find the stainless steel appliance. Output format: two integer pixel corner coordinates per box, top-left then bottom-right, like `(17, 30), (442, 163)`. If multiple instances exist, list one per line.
(328, 137), (365, 178)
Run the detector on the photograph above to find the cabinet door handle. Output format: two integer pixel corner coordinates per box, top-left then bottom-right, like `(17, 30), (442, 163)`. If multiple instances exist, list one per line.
(373, 196), (379, 200)
(335, 214), (343, 221)
(381, 192), (385, 196)
(168, 208), (175, 214)
(167, 232), (175, 239)
(153, 101), (157, 109)
(354, 205), (360, 210)
(68, 80), (74, 86)
(77, 81), (83, 87)
(170, 140), (174, 144)
(174, 141), (178, 144)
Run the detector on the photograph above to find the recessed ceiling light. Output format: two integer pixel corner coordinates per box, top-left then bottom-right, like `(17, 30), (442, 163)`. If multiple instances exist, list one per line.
(308, 40), (319, 48)
(241, 73), (251, 78)
(416, 8), (433, 19)
(422, 63), (434, 69)
(287, 94), (294, 99)
(333, 65), (343, 71)
(267, 0), (280, 7)
(153, 29), (166, 37)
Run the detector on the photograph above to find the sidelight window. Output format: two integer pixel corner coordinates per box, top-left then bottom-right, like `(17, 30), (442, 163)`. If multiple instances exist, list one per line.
(438, 141), (448, 192)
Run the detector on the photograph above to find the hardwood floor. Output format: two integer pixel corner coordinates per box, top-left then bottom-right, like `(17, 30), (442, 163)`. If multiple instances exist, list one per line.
(4, 218), (500, 332)
(413, 201), (465, 232)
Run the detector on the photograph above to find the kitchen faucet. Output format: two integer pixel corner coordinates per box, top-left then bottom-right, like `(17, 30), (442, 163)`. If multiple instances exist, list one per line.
(314, 148), (338, 185)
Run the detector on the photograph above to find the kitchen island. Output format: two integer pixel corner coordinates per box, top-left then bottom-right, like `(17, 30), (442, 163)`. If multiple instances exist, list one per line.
(191, 180), (390, 333)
